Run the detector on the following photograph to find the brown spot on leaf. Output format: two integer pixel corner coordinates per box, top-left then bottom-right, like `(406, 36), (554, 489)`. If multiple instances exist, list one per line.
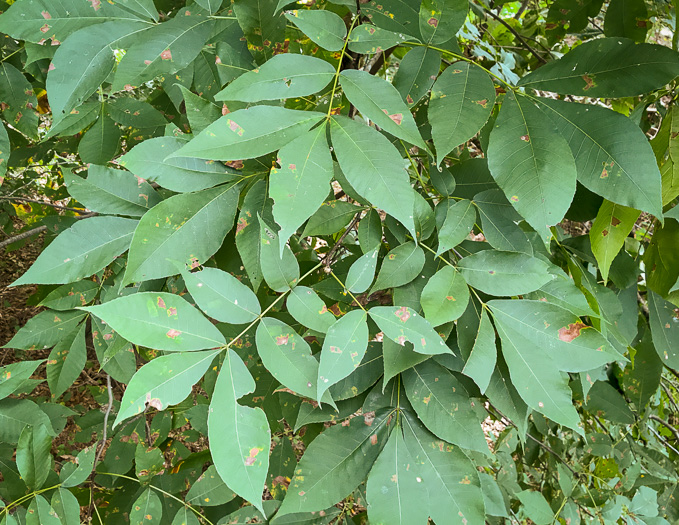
(370, 434), (378, 445)
(166, 329), (182, 339)
(41, 11), (51, 19)
(558, 321), (586, 342)
(40, 23), (50, 33)
(602, 229), (609, 237)
(160, 49), (172, 60)
(427, 17), (439, 27)
(89, 0), (101, 10)
(611, 216), (621, 227)
(157, 297), (166, 309)
(582, 74), (595, 90)
(276, 335), (289, 346)
(520, 135), (530, 142)
(395, 306), (410, 322)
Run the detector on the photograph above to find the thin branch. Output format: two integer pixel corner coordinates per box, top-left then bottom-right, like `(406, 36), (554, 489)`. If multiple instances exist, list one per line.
(324, 212), (362, 268)
(661, 382), (679, 414)
(648, 426), (679, 456)
(485, 9), (548, 64)
(649, 414), (679, 443)
(0, 212), (96, 250)
(0, 196), (85, 213)
(93, 375), (114, 469)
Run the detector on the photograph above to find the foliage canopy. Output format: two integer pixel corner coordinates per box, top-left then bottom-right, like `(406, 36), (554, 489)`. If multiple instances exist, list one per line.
(1, 0), (679, 523)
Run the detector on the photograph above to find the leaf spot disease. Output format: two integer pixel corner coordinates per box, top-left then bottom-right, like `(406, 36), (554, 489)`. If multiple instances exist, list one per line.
(395, 306), (410, 322)
(244, 447), (261, 466)
(427, 17), (439, 27)
(40, 24), (50, 33)
(41, 11), (51, 19)
(89, 0), (101, 10)
(157, 297), (166, 309)
(160, 49), (172, 60)
(558, 321), (586, 342)
(227, 119), (244, 136)
(166, 329), (182, 339)
(520, 135), (530, 142)
(276, 335), (289, 345)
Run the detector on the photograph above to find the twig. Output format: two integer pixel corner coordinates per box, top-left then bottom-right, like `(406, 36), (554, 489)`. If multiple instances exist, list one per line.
(661, 382), (679, 414)
(649, 426), (679, 455)
(485, 9), (547, 64)
(649, 414), (679, 443)
(93, 375), (114, 469)
(0, 196), (85, 213)
(324, 212), (362, 268)
(0, 212), (96, 250)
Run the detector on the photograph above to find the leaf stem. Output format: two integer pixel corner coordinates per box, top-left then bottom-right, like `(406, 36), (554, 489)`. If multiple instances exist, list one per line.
(326, 16), (360, 119)
(329, 270), (367, 311)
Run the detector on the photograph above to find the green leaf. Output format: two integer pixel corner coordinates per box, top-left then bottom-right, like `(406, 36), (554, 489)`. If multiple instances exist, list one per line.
(303, 200), (361, 237)
(64, 165), (161, 217)
(361, 0), (419, 36)
(358, 208), (383, 253)
(271, 125), (334, 250)
(369, 306), (450, 355)
(174, 107), (326, 161)
(622, 330), (663, 410)
(179, 86), (221, 135)
(489, 300), (583, 432)
(473, 189), (533, 254)
(403, 360), (488, 454)
(78, 113), (121, 164)
(233, 0), (286, 64)
(216, 54), (334, 102)
(645, 220), (679, 297)
(4, 309), (87, 351)
(82, 293), (226, 352)
(435, 198), (476, 256)
(393, 46), (442, 108)
(419, 0), (467, 45)
(584, 381), (635, 425)
(285, 10), (347, 51)
(490, 299), (620, 373)
(46, 323), (86, 400)
(119, 0), (159, 20)
(371, 242), (425, 294)
(60, 445), (96, 488)
(402, 412), (485, 525)
(462, 309), (497, 394)
(458, 250), (554, 297)
(259, 215), (300, 292)
(648, 291), (679, 369)
(186, 465), (237, 506)
(124, 183), (240, 284)
(195, 0), (224, 14)
(0, 0), (148, 43)
(517, 490), (554, 525)
(51, 488), (81, 525)
(604, 0), (648, 42)
(0, 360), (43, 401)
(0, 399), (55, 444)
(106, 97), (168, 129)
(330, 115), (416, 239)
(287, 286), (337, 333)
(171, 508), (201, 525)
(256, 318), (326, 400)
(25, 495), (60, 525)
(590, 200), (640, 282)
(383, 338), (428, 386)
(0, 63), (39, 139)
(278, 410), (391, 515)
(119, 137), (238, 193)
(16, 424), (52, 490)
(46, 101), (99, 138)
(347, 24), (409, 54)
(346, 247), (379, 294)
(112, 13), (214, 91)
(237, 180), (272, 292)
(538, 98), (663, 219)
(130, 488), (162, 525)
(208, 350), (270, 514)
(524, 273), (596, 318)
(339, 70), (426, 149)
(317, 310), (369, 402)
(328, 341), (383, 400)
(0, 121), (9, 179)
(487, 92), (577, 242)
(429, 63), (495, 165)
(420, 266), (469, 327)
(47, 21), (150, 123)
(114, 350), (218, 427)
(366, 422), (429, 525)
(183, 267), (261, 325)
(518, 38), (679, 97)
(91, 316), (136, 384)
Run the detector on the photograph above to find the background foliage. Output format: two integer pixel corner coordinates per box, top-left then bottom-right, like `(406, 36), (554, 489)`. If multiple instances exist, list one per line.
(1, 0), (679, 523)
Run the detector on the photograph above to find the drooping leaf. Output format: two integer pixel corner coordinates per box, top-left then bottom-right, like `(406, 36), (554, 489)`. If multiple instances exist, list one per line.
(106, 97), (168, 129)
(25, 495), (60, 525)
(590, 200), (640, 282)
(402, 412), (486, 525)
(403, 359), (488, 454)
(361, 0), (419, 36)
(369, 306), (450, 355)
(119, 137), (238, 193)
(208, 350), (271, 514)
(0, 399), (55, 444)
(524, 274), (597, 318)
(429, 62), (495, 165)
(648, 291), (679, 369)
(278, 411), (391, 515)
(622, 330), (663, 411)
(329, 342), (383, 401)
(603, 0), (648, 42)
(82, 293), (226, 352)
(287, 286), (336, 334)
(0, 360), (44, 401)
(233, 0), (286, 64)
(418, 0), (467, 45)
(124, 183), (240, 284)
(46, 322), (87, 400)
(60, 446), (96, 488)
(0, 121), (9, 179)
(3, 310), (86, 351)
(112, 12), (214, 91)
(259, 215), (300, 292)
(517, 490), (554, 525)
(584, 380), (635, 425)
(186, 465), (237, 507)
(216, 53), (335, 102)
(271, 124), (334, 251)
(518, 38), (679, 97)
(346, 247), (379, 294)
(461, 309), (497, 394)
(330, 116), (416, 239)
(64, 165), (161, 217)
(537, 97), (663, 219)
(366, 422), (429, 525)
(339, 70), (426, 149)
(0, 63), (39, 139)
(47, 21), (150, 123)
(129, 488), (162, 525)
(77, 112), (121, 164)
(173, 107), (326, 161)
(420, 265), (469, 327)
(435, 198), (476, 256)
(302, 200), (362, 237)
(347, 24), (410, 54)
(487, 92), (577, 242)
(237, 180), (272, 292)
(317, 310), (369, 402)
(183, 267), (261, 324)
(16, 424), (52, 490)
(371, 242), (425, 294)
(285, 10), (347, 51)
(393, 46), (441, 107)
(50, 487), (81, 525)
(473, 189), (532, 254)
(457, 250), (554, 297)
(359, 208), (383, 254)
